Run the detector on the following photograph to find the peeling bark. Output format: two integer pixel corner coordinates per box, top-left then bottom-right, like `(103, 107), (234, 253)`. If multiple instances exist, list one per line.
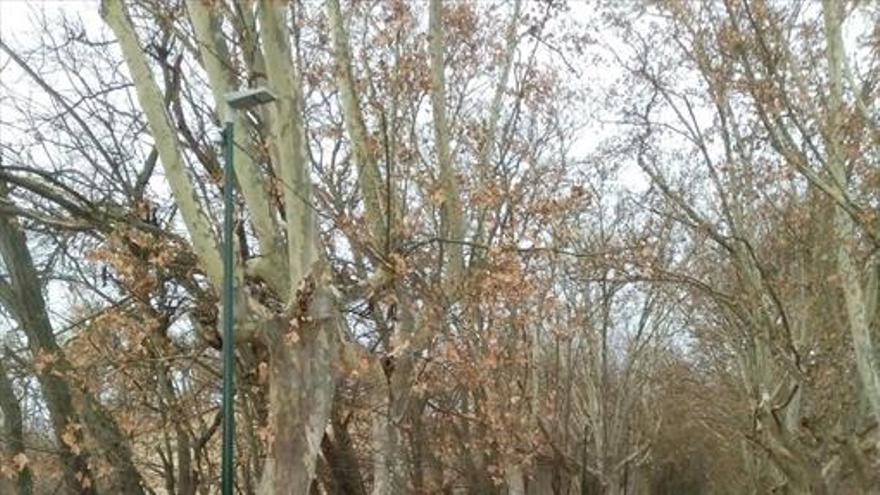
(327, 0), (386, 238)
(258, 265), (340, 495)
(258, 0), (317, 298)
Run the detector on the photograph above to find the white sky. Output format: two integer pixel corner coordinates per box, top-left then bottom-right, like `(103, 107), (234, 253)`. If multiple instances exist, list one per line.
(1, 1), (98, 38)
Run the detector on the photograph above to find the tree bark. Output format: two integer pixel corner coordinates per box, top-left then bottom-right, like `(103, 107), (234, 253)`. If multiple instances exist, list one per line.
(258, 0), (316, 297)
(428, 0), (465, 282)
(258, 267), (340, 495)
(320, 397), (367, 495)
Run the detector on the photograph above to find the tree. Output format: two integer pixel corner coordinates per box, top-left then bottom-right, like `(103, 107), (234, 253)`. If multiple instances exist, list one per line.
(1, 0), (876, 493)
(0, 179), (144, 493)
(600, 0), (880, 491)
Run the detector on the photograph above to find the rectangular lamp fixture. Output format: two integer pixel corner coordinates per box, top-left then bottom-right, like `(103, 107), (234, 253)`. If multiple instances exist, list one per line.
(225, 87), (277, 110)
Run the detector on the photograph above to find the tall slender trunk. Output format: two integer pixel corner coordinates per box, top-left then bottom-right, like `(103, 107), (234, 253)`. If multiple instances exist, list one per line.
(371, 348), (415, 494)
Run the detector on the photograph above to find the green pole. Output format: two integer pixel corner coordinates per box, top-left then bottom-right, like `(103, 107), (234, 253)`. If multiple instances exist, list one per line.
(221, 120), (235, 495)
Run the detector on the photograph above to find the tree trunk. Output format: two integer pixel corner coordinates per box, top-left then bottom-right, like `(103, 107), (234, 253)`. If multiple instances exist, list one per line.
(505, 462), (525, 495)
(371, 366), (414, 495)
(258, 275), (340, 495)
(0, 357), (32, 495)
(320, 396), (367, 495)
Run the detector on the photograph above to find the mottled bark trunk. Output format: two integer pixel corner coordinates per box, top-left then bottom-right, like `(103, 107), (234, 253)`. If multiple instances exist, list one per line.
(101, 0), (224, 289)
(258, 275), (340, 495)
(187, 0), (287, 296)
(409, 399), (430, 494)
(327, 0), (386, 238)
(755, 401), (828, 495)
(428, 0), (464, 281)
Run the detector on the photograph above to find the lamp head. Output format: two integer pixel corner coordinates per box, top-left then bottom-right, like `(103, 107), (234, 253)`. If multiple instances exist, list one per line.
(225, 87), (277, 110)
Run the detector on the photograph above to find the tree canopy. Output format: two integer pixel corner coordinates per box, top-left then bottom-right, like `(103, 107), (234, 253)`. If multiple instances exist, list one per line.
(0, 0), (878, 494)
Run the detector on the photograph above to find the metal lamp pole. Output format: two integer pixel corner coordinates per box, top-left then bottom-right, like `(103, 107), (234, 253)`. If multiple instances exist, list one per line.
(220, 87), (276, 495)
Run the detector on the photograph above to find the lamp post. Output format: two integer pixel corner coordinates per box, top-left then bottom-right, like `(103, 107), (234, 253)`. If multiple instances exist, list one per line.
(221, 87), (276, 495)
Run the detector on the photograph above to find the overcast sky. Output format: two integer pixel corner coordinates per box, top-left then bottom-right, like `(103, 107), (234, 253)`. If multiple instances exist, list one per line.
(1, 1), (99, 40)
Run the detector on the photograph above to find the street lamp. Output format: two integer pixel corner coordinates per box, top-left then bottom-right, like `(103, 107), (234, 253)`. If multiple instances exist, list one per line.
(220, 86), (276, 495)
